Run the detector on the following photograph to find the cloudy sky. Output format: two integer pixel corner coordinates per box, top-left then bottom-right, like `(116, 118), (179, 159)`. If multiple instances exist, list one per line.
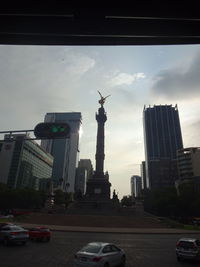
(1, 44), (200, 199)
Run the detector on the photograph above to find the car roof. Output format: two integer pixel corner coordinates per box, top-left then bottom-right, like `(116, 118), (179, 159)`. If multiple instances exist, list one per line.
(88, 242), (113, 247)
(29, 226), (49, 230)
(178, 238), (198, 242)
(0, 223), (15, 227)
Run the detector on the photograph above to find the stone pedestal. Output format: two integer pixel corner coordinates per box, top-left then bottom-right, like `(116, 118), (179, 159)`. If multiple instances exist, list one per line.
(86, 173), (111, 200)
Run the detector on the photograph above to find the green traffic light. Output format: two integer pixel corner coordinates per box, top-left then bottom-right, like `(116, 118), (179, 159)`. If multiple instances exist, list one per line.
(51, 126), (66, 133)
(51, 126), (58, 133)
(34, 122), (70, 139)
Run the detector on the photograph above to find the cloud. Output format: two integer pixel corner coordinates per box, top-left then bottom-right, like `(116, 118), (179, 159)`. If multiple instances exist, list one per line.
(63, 52), (95, 76)
(0, 46), (97, 131)
(151, 52), (200, 99)
(181, 119), (200, 148)
(108, 71), (145, 87)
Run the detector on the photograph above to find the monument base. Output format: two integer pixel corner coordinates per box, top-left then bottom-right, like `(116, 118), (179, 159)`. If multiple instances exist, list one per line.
(85, 177), (111, 200)
(66, 198), (120, 215)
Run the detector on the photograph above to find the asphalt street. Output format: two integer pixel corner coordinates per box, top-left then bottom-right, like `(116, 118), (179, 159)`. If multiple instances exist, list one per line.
(1, 231), (200, 267)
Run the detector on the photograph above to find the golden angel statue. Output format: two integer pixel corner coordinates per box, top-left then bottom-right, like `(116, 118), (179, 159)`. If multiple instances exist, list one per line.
(98, 91), (111, 107)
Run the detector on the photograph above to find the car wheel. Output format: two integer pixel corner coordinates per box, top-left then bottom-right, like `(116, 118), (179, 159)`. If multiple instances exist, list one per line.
(44, 236), (50, 242)
(104, 263), (109, 267)
(120, 255), (126, 266)
(3, 238), (9, 246)
(21, 241), (26, 245)
(177, 256), (182, 262)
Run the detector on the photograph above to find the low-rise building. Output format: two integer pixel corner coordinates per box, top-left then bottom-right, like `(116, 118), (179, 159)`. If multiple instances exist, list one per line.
(177, 147), (200, 181)
(0, 134), (53, 190)
(176, 147), (200, 191)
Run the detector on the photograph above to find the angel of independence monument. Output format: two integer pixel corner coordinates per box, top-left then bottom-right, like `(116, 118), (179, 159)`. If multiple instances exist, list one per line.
(85, 92), (111, 202)
(67, 92), (119, 214)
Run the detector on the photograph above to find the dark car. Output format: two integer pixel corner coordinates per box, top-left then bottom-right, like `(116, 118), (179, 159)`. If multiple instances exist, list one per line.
(176, 238), (200, 261)
(0, 224), (29, 245)
(28, 226), (51, 242)
(0, 222), (13, 229)
(192, 218), (200, 226)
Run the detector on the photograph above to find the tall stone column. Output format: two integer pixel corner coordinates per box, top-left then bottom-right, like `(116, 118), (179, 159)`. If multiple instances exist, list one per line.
(86, 92), (111, 200)
(95, 106), (106, 177)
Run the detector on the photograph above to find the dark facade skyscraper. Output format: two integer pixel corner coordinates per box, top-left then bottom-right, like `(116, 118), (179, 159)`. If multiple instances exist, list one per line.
(143, 105), (183, 189)
(41, 112), (82, 193)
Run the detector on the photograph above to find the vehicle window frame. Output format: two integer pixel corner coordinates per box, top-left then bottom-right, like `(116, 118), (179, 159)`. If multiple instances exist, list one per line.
(1, 227), (11, 231)
(80, 244), (101, 254)
(179, 241), (196, 248)
(196, 240), (200, 246)
(9, 226), (23, 231)
(102, 245), (112, 253)
(111, 245), (121, 252)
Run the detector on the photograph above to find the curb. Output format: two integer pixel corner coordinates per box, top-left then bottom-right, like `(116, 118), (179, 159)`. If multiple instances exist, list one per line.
(17, 223), (200, 235)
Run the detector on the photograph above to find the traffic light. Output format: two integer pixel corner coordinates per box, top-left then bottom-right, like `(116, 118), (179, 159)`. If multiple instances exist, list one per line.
(34, 122), (70, 139)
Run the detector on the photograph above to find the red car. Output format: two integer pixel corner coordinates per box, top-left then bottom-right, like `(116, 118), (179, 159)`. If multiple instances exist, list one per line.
(28, 227), (51, 242)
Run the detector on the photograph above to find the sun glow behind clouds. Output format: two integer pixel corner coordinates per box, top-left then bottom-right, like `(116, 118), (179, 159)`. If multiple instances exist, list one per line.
(79, 125), (83, 139)
(108, 72), (145, 87)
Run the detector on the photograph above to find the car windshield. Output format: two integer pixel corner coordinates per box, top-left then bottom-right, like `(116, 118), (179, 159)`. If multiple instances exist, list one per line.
(9, 226), (24, 231)
(80, 244), (102, 253)
(179, 241), (195, 248)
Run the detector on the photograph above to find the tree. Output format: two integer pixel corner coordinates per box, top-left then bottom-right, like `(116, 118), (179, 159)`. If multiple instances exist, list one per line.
(74, 190), (83, 201)
(143, 187), (178, 217)
(53, 189), (65, 205)
(121, 195), (134, 207)
(0, 185), (46, 210)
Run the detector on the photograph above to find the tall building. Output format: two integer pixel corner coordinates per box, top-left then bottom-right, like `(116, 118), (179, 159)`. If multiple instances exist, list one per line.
(131, 175), (142, 198)
(41, 112), (82, 193)
(140, 161), (147, 190)
(0, 134), (53, 189)
(143, 105), (183, 189)
(77, 159), (93, 181)
(75, 159), (93, 195)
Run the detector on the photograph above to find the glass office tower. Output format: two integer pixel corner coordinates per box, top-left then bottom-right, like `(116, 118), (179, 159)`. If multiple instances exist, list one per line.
(0, 134), (53, 189)
(143, 105), (183, 189)
(41, 112), (82, 193)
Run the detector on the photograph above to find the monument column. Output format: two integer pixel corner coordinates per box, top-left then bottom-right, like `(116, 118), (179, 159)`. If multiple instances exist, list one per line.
(95, 106), (106, 176)
(86, 91), (111, 200)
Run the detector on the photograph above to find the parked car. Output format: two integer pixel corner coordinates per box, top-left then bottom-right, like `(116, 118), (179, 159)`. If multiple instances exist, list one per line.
(176, 238), (200, 261)
(0, 214), (14, 218)
(0, 224), (29, 245)
(0, 222), (13, 229)
(192, 218), (200, 226)
(28, 226), (51, 242)
(74, 242), (126, 267)
(12, 209), (31, 216)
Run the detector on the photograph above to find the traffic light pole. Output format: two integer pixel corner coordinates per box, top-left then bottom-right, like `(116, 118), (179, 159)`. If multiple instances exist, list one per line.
(0, 129), (38, 141)
(0, 122), (70, 141)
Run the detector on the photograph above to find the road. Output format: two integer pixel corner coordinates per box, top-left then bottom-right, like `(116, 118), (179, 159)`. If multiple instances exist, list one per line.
(1, 231), (200, 267)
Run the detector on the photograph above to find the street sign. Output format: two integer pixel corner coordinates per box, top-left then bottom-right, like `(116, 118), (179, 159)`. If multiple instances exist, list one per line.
(34, 122), (70, 139)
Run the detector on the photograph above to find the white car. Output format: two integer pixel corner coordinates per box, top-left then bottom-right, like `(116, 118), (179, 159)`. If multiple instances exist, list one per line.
(0, 224), (29, 245)
(176, 238), (200, 261)
(74, 242), (126, 267)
